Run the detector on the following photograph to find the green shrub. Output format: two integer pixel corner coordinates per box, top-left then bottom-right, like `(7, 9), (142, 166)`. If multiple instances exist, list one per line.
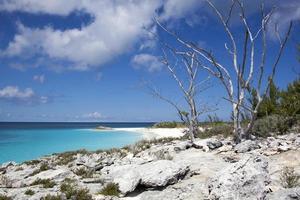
(60, 180), (92, 200)
(24, 189), (35, 196)
(29, 162), (50, 176)
(74, 167), (94, 178)
(0, 195), (12, 200)
(197, 124), (233, 139)
(98, 183), (120, 197)
(153, 121), (185, 128)
(252, 115), (297, 137)
(280, 167), (300, 188)
(40, 194), (62, 200)
(23, 160), (41, 165)
(31, 178), (56, 188)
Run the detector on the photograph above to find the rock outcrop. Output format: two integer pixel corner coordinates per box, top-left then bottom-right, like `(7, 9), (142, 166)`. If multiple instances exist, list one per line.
(208, 153), (270, 200)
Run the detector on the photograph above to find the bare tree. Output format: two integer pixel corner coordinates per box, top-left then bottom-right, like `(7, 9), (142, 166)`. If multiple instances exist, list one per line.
(155, 0), (293, 143)
(147, 47), (212, 144)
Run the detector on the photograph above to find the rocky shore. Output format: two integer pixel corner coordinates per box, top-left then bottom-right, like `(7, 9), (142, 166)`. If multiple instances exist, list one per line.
(1, 132), (300, 200)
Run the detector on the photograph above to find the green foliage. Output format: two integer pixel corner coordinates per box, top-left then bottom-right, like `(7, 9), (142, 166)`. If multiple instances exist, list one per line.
(252, 115), (297, 137)
(60, 179), (92, 200)
(153, 121), (185, 128)
(74, 167), (94, 178)
(23, 160), (41, 165)
(280, 167), (300, 188)
(197, 124), (233, 139)
(40, 194), (63, 200)
(29, 162), (50, 176)
(31, 178), (56, 188)
(0, 195), (12, 200)
(251, 79), (300, 118)
(279, 79), (300, 116)
(99, 183), (120, 197)
(24, 189), (35, 196)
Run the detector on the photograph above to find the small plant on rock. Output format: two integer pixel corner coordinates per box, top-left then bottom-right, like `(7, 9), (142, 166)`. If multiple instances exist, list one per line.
(40, 194), (63, 200)
(280, 167), (300, 188)
(60, 179), (92, 200)
(31, 178), (56, 188)
(74, 167), (94, 178)
(24, 189), (35, 196)
(98, 182), (120, 197)
(0, 195), (12, 200)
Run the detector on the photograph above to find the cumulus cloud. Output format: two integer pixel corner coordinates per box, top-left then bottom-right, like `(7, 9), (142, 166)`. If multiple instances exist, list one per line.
(0, 86), (49, 104)
(132, 54), (163, 72)
(33, 74), (45, 83)
(82, 112), (102, 120)
(1, 0), (298, 72)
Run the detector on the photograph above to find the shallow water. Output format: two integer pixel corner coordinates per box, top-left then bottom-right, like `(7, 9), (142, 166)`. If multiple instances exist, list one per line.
(0, 122), (152, 164)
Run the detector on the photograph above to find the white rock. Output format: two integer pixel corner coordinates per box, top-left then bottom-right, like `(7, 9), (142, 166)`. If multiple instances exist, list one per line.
(138, 160), (189, 187)
(208, 153), (270, 200)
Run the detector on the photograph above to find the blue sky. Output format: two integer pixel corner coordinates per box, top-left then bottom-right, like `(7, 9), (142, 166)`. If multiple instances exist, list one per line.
(0, 0), (299, 122)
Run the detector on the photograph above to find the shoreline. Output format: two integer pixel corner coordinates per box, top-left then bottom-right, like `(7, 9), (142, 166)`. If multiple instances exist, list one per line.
(113, 127), (187, 140)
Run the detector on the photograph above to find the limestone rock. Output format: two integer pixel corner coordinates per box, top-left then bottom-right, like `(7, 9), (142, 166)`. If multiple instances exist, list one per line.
(234, 140), (260, 153)
(208, 154), (270, 200)
(266, 187), (300, 200)
(207, 139), (223, 150)
(139, 160), (189, 187)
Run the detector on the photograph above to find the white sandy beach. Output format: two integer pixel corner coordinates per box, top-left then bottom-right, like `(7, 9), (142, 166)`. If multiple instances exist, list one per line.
(114, 127), (187, 140)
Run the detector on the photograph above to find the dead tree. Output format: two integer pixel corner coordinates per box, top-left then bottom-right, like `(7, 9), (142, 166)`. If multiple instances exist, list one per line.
(156, 0), (293, 143)
(148, 48), (212, 144)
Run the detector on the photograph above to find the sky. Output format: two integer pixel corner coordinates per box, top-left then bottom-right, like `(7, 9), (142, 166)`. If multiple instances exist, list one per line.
(0, 0), (299, 122)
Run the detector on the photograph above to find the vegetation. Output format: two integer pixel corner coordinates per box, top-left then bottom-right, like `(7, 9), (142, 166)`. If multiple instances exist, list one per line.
(31, 178), (56, 188)
(29, 162), (50, 176)
(153, 121), (186, 128)
(0, 195), (12, 200)
(40, 194), (62, 200)
(252, 115), (297, 137)
(197, 124), (233, 139)
(54, 149), (89, 165)
(73, 167), (94, 178)
(280, 167), (300, 188)
(60, 179), (92, 200)
(24, 189), (35, 196)
(252, 79), (300, 118)
(98, 182), (120, 197)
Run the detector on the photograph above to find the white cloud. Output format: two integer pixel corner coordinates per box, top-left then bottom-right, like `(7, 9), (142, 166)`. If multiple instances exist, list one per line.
(0, 86), (49, 104)
(132, 53), (163, 72)
(82, 112), (102, 120)
(0, 86), (34, 99)
(33, 74), (45, 83)
(1, 0), (164, 71)
(2, 0), (297, 71)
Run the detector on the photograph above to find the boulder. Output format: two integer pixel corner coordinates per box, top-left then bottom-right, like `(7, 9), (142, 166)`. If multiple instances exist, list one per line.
(207, 139), (223, 150)
(208, 154), (270, 200)
(107, 165), (141, 195)
(266, 187), (300, 200)
(138, 160), (189, 187)
(234, 140), (260, 153)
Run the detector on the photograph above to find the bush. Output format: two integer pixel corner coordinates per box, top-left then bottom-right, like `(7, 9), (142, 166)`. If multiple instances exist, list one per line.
(252, 115), (297, 137)
(29, 162), (50, 176)
(280, 167), (300, 188)
(98, 183), (120, 197)
(60, 180), (92, 200)
(40, 194), (63, 200)
(24, 189), (35, 196)
(153, 121), (185, 128)
(196, 124), (233, 139)
(74, 167), (94, 178)
(0, 195), (12, 200)
(31, 178), (56, 188)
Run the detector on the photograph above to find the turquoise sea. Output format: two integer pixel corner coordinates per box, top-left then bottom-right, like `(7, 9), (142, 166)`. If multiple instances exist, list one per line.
(0, 122), (153, 164)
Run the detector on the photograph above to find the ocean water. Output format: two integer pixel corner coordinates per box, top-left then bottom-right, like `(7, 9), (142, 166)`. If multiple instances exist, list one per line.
(0, 122), (154, 164)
